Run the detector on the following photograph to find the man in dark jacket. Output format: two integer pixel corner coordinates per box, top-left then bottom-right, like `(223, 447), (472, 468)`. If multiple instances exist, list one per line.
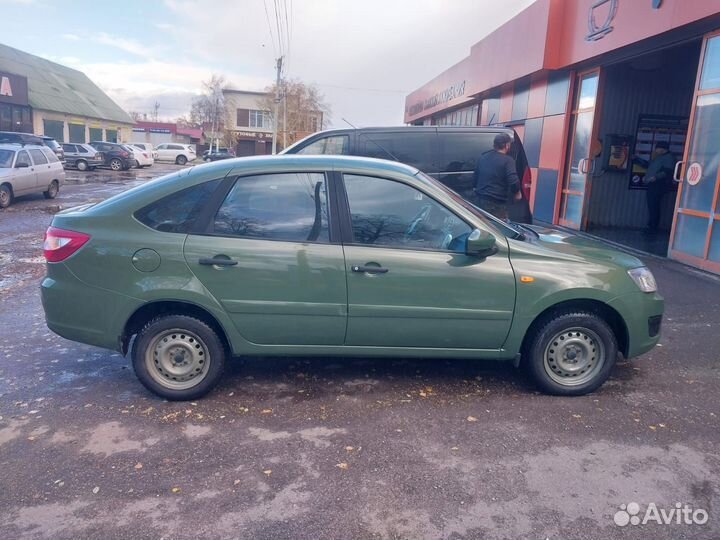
(473, 133), (521, 220)
(634, 141), (676, 231)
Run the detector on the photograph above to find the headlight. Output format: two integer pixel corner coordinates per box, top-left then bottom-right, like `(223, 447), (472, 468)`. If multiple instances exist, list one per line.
(628, 267), (657, 293)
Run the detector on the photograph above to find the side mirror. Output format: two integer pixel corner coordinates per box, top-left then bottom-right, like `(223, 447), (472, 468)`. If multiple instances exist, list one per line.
(466, 229), (497, 257)
(15, 162), (29, 168)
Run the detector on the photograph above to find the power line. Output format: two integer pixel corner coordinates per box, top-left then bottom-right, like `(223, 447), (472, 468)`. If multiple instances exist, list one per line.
(263, 0), (278, 57)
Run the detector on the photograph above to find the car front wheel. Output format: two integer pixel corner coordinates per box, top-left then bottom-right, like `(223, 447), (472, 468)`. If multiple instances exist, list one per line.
(523, 311), (617, 396)
(76, 159), (88, 171)
(176, 155), (187, 165)
(43, 180), (59, 199)
(0, 184), (12, 208)
(131, 315), (226, 400)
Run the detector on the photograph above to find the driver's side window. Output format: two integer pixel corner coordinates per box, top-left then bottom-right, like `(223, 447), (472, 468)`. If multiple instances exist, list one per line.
(343, 174), (471, 252)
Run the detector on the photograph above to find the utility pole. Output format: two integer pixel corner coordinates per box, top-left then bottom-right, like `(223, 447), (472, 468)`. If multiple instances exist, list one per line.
(282, 80), (287, 150)
(152, 101), (160, 122)
(271, 56), (283, 155)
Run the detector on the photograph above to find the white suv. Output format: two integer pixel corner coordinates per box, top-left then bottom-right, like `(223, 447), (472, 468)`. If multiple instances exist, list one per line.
(154, 143), (196, 165)
(0, 143), (66, 208)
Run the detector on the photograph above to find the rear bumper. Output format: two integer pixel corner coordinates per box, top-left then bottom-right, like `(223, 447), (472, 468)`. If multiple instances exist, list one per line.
(41, 263), (142, 352)
(608, 291), (664, 358)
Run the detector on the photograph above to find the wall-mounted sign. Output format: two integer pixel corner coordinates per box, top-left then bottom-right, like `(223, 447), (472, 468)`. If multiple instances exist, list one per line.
(686, 162), (702, 186)
(586, 0), (618, 41)
(407, 80), (466, 116)
(629, 115), (688, 190)
(0, 71), (29, 106)
(235, 131), (268, 139)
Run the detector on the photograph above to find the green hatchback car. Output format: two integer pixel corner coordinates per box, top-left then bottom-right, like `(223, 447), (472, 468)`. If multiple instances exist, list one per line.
(41, 155), (663, 400)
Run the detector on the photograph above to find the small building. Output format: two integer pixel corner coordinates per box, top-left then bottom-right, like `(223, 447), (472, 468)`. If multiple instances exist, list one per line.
(405, 0), (720, 275)
(131, 121), (203, 149)
(0, 43), (134, 143)
(223, 88), (324, 155)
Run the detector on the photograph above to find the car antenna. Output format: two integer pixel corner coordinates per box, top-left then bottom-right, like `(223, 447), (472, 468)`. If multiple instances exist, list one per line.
(341, 117), (400, 162)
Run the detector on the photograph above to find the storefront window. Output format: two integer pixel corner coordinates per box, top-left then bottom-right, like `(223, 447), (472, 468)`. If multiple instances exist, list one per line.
(0, 104), (10, 131)
(68, 123), (86, 143)
(700, 37), (720, 90)
(578, 74), (599, 109)
(673, 214), (709, 258)
(43, 119), (64, 142)
(106, 129), (117, 143)
(89, 127), (103, 142)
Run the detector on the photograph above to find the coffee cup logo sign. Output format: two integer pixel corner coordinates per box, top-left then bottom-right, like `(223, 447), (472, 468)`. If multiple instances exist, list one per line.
(0, 76), (13, 98)
(586, 0), (619, 41)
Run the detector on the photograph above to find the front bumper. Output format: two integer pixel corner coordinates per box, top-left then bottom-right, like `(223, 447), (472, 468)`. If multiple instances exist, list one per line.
(608, 291), (664, 359)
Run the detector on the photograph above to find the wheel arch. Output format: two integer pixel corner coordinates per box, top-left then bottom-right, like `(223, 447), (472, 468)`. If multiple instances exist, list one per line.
(520, 298), (629, 359)
(121, 300), (233, 357)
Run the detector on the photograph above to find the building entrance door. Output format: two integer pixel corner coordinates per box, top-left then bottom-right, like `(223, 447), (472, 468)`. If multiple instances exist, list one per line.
(669, 32), (720, 274)
(559, 68), (604, 230)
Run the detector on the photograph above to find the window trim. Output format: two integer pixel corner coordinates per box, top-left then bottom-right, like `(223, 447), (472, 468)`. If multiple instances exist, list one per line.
(335, 171), (473, 254)
(188, 171), (342, 246)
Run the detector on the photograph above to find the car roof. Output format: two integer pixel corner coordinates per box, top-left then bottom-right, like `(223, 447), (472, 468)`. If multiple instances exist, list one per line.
(219, 154), (420, 175)
(0, 143), (45, 151)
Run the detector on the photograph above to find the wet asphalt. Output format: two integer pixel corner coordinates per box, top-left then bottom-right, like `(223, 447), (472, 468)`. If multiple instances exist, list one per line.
(0, 161), (719, 540)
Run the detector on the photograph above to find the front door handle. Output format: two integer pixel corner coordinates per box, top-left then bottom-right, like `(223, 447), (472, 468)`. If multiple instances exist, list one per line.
(199, 257), (238, 266)
(352, 265), (389, 274)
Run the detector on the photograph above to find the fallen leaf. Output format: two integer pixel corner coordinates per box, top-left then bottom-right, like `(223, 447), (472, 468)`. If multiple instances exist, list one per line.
(261, 409), (273, 415)
(419, 391), (427, 397)
(649, 425), (657, 431)
(345, 446), (354, 452)
(171, 487), (181, 493)
(233, 479), (241, 486)
(263, 469), (272, 476)
(336, 462), (349, 470)
(134, 463), (143, 470)
(451, 447), (459, 451)
(658, 423), (666, 428)
(572, 414), (582, 419)
(27, 436), (36, 441)
(466, 416), (478, 422)
(92, 486), (100, 494)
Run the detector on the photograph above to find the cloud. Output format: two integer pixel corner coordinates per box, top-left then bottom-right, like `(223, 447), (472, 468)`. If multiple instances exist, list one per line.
(93, 32), (149, 57)
(61, 33), (80, 41)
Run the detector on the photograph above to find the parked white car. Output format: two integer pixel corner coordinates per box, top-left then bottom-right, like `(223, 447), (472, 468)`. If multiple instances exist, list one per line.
(154, 143), (196, 165)
(126, 144), (154, 168)
(130, 142), (158, 160)
(0, 143), (65, 208)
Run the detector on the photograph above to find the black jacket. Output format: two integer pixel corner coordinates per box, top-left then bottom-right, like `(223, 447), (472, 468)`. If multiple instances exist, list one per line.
(473, 150), (520, 203)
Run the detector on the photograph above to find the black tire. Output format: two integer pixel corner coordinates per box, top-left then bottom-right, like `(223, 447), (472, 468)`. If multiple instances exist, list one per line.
(76, 159), (88, 171)
(43, 180), (59, 199)
(523, 311), (617, 396)
(109, 158), (122, 171)
(131, 315), (226, 400)
(0, 184), (12, 208)
(176, 155), (187, 165)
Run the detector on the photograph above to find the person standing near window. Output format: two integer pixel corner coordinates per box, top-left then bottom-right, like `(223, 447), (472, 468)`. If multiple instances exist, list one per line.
(634, 141), (676, 232)
(473, 133), (521, 220)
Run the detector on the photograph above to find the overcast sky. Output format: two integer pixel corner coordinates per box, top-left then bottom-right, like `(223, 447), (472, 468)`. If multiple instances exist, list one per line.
(3, 0), (534, 127)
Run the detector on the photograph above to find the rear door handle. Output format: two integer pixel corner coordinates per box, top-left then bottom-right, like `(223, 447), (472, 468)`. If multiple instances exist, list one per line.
(352, 265), (389, 274)
(199, 257), (238, 266)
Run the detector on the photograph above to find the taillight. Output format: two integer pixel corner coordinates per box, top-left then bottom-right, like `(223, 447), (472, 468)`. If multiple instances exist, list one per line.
(522, 167), (532, 201)
(120, 150), (129, 157)
(43, 227), (91, 262)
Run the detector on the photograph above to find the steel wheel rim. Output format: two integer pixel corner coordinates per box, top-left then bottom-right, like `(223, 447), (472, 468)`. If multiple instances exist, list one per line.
(111, 160), (121, 170)
(543, 327), (605, 386)
(48, 182), (58, 196)
(0, 189), (9, 205)
(144, 328), (210, 390)
(77, 161), (87, 171)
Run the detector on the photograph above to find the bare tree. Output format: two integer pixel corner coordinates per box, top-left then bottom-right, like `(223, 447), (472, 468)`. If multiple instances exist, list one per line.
(189, 74), (226, 130)
(128, 110), (143, 122)
(258, 79), (331, 150)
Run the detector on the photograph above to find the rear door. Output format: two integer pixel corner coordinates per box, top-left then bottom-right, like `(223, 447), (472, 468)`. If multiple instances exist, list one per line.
(155, 144), (169, 160)
(338, 172), (516, 349)
(11, 150), (36, 194)
(183, 171), (347, 346)
(355, 130), (439, 174)
(28, 149), (50, 188)
(435, 130), (496, 197)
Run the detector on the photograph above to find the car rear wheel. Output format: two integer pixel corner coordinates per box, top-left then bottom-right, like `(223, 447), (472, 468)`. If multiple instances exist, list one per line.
(109, 158), (122, 171)
(523, 311), (617, 396)
(0, 184), (12, 208)
(43, 180), (59, 199)
(176, 155), (187, 165)
(76, 159), (88, 171)
(132, 315), (226, 400)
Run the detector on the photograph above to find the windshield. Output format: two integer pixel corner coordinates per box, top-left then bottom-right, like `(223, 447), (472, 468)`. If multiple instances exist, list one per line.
(0, 149), (13, 168)
(414, 170), (525, 240)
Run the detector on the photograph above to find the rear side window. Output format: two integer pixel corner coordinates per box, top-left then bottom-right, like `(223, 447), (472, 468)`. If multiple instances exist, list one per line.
(77, 145), (88, 154)
(29, 149), (48, 165)
(62, 144), (76, 153)
(297, 135), (348, 155)
(43, 148), (60, 163)
(438, 133), (496, 173)
(213, 173), (330, 243)
(135, 179), (222, 233)
(357, 132), (436, 172)
(169, 144), (183, 150)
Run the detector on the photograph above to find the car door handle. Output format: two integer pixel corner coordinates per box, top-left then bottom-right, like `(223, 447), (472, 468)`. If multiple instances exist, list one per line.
(199, 257), (238, 266)
(352, 265), (389, 274)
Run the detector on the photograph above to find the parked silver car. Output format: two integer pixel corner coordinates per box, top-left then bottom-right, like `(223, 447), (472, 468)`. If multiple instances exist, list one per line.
(61, 143), (104, 171)
(0, 143), (65, 208)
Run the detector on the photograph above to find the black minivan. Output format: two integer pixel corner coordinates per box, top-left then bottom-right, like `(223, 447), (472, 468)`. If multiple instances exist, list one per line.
(282, 126), (532, 223)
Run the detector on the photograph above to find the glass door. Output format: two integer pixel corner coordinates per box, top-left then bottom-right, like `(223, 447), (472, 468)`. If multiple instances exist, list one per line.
(669, 33), (720, 274)
(559, 69), (603, 229)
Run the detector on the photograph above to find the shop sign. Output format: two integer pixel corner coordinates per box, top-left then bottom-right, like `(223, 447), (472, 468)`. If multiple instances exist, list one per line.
(586, 0), (618, 41)
(0, 71), (29, 106)
(686, 162), (702, 186)
(407, 80), (466, 116)
(235, 131), (268, 139)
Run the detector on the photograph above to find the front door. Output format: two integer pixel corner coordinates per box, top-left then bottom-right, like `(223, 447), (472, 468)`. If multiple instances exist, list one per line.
(11, 150), (36, 194)
(340, 173), (516, 349)
(669, 32), (720, 274)
(28, 148), (51, 189)
(559, 68), (604, 229)
(183, 171), (348, 346)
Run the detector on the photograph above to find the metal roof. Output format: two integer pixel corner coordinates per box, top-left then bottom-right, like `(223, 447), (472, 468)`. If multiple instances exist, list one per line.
(0, 43), (134, 125)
